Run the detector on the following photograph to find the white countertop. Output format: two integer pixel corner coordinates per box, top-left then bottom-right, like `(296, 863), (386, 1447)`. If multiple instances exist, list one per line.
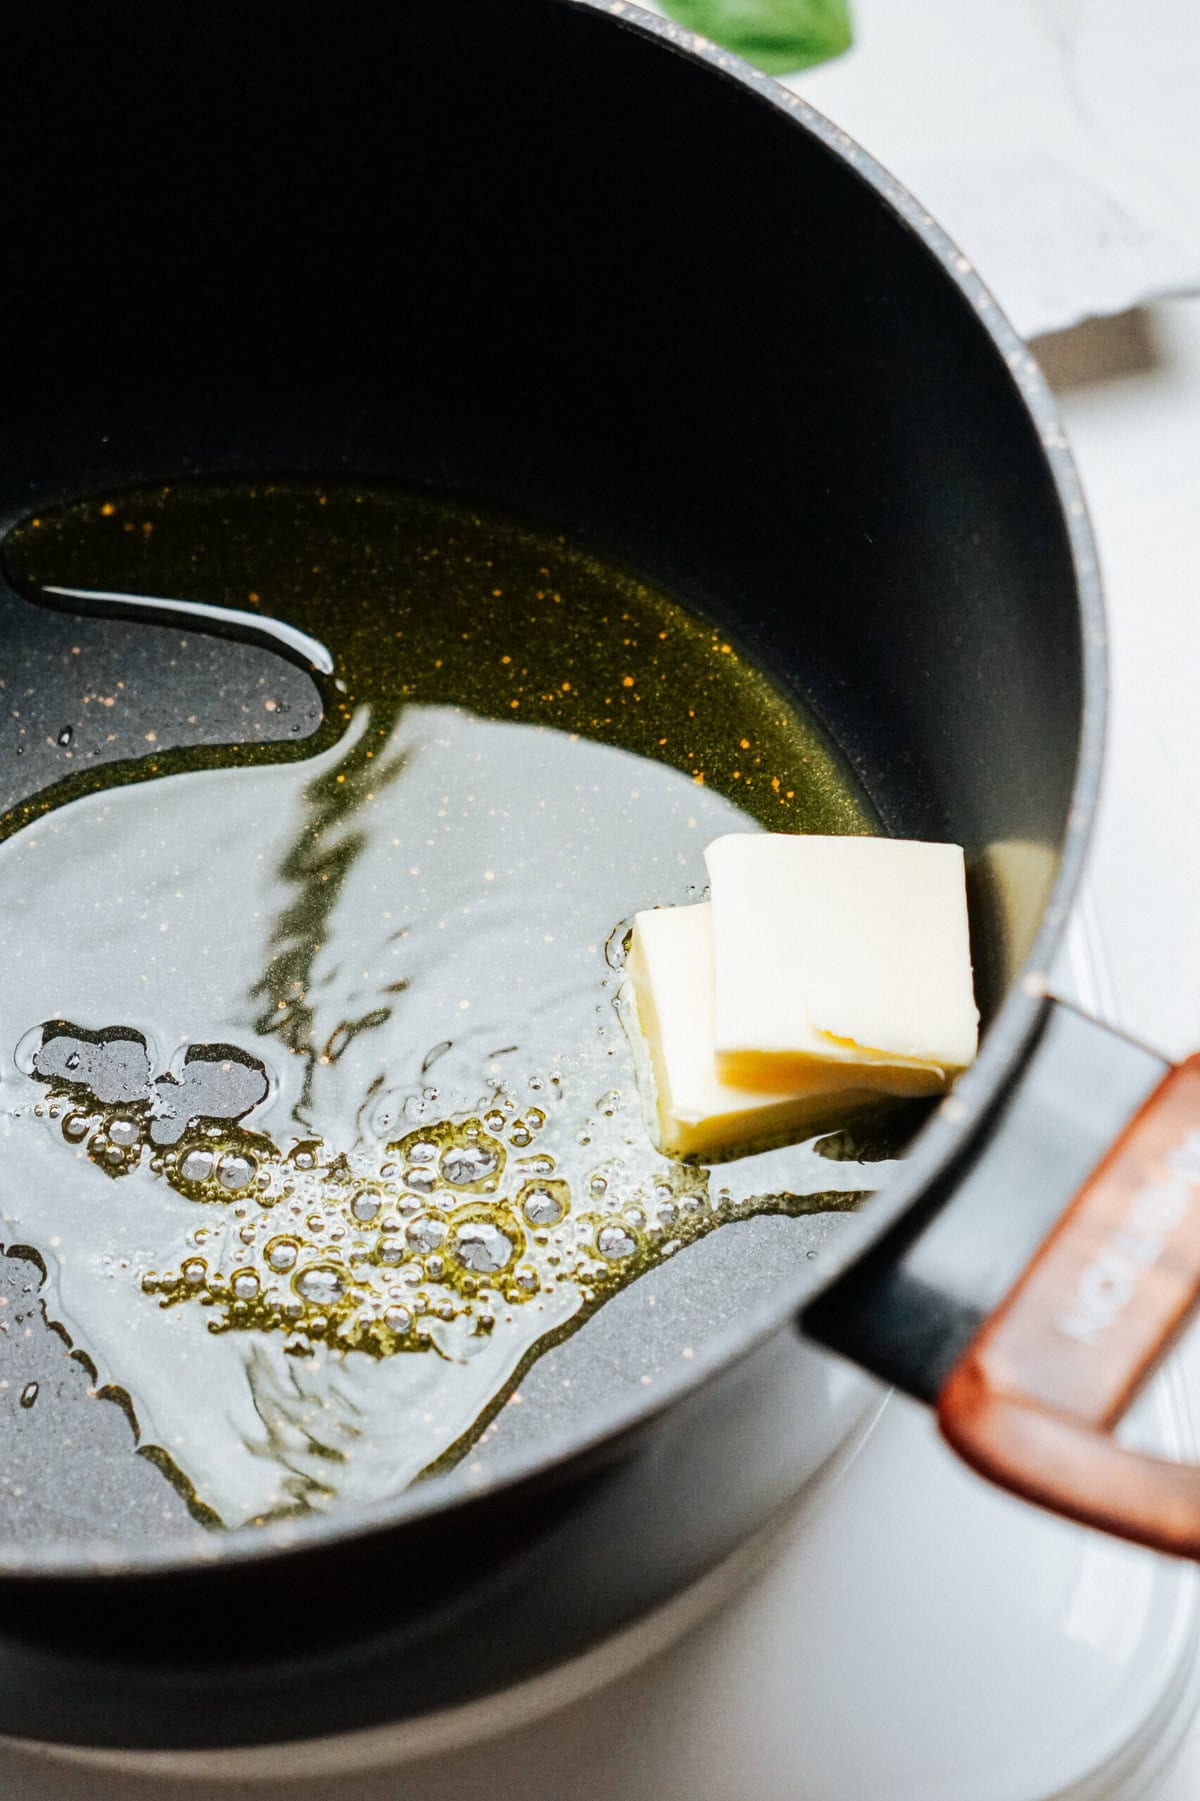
(7, 8), (1200, 1792)
(1048, 299), (1200, 1798)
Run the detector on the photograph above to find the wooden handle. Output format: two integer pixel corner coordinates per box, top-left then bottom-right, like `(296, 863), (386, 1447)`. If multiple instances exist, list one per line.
(938, 1055), (1200, 1557)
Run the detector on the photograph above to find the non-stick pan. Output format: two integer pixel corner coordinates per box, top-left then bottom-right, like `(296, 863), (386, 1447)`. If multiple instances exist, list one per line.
(0, 0), (1193, 1756)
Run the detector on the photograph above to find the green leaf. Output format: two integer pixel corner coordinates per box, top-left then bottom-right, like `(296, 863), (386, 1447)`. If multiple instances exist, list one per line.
(660, 0), (853, 74)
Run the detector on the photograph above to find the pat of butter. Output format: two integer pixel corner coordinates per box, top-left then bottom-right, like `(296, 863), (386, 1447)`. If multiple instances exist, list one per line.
(704, 833), (978, 1094)
(626, 903), (884, 1159)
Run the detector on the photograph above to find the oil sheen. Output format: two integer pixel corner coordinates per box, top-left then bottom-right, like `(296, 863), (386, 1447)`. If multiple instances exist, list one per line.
(0, 480), (894, 1531)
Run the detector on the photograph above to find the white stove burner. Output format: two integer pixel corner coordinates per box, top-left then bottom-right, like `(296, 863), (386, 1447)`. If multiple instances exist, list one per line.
(11, 1358), (1198, 1801)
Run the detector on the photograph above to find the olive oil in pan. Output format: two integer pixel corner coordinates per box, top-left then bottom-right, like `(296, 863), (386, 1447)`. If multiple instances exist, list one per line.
(0, 481), (897, 1530)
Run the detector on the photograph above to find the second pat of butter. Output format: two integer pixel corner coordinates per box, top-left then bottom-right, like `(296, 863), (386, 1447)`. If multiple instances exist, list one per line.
(626, 903), (884, 1159)
(704, 833), (978, 1093)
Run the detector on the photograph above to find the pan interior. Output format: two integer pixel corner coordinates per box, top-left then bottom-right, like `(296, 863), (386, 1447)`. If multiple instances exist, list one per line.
(0, 475), (904, 1546)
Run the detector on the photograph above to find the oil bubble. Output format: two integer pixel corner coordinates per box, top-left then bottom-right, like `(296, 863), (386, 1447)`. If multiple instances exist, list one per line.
(452, 1219), (516, 1275)
(107, 1118), (140, 1147)
(182, 1258), (208, 1287)
(180, 1149), (215, 1184)
(19, 1381), (39, 1409)
(265, 1237), (299, 1274)
(407, 1215), (447, 1254)
(232, 1270), (261, 1301)
(384, 1305), (413, 1334)
(441, 1142), (498, 1187)
(218, 1153), (256, 1190)
(351, 1191), (381, 1223)
(596, 1223), (637, 1261)
(520, 1182), (568, 1227)
(294, 1264), (345, 1305)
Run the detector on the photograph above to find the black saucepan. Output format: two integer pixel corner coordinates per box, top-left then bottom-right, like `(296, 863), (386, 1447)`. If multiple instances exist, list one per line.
(1, 0), (1196, 1757)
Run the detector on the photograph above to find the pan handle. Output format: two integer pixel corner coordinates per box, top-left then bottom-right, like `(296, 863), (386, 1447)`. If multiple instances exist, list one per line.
(938, 1054), (1200, 1556)
(801, 1000), (1200, 1557)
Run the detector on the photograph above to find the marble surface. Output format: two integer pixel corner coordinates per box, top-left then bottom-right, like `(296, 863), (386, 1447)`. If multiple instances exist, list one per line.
(1045, 297), (1200, 1797)
(792, 0), (1200, 337)
(7, 8), (1200, 1795)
